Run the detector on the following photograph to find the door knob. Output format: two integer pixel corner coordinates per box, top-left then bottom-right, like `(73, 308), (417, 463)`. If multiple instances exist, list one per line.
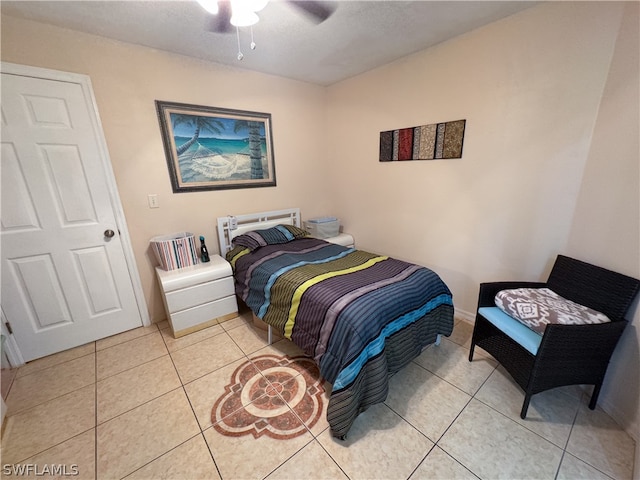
(104, 229), (115, 238)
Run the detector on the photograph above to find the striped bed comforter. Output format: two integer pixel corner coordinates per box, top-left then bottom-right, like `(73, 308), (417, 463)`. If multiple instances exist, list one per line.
(227, 237), (454, 438)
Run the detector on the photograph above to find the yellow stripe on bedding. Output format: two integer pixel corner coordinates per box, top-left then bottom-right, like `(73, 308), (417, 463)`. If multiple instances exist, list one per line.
(283, 255), (389, 339)
(229, 248), (250, 269)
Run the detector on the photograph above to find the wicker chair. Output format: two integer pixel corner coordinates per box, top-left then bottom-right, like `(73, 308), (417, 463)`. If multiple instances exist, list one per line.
(469, 255), (640, 418)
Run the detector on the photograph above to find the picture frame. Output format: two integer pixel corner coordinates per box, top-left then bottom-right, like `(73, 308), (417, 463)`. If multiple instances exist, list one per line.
(155, 101), (276, 192)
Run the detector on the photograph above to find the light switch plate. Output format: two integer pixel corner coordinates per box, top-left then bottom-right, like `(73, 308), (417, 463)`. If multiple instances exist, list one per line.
(148, 194), (159, 208)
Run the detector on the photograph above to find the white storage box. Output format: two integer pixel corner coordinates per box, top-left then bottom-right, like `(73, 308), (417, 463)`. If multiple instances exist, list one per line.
(304, 217), (340, 239)
(150, 232), (199, 271)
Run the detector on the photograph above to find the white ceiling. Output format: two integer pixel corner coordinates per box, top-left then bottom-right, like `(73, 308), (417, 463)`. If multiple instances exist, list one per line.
(1, 0), (536, 86)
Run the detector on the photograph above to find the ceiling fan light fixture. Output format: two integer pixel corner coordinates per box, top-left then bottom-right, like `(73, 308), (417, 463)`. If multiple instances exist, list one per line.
(247, 0), (269, 13)
(230, 0), (260, 27)
(196, 0), (219, 15)
(230, 11), (259, 27)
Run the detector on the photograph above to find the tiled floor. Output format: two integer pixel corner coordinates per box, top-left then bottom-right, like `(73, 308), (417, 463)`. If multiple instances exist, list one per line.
(1, 313), (635, 480)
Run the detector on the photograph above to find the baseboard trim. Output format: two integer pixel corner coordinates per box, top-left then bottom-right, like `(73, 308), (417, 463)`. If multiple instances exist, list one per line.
(454, 308), (475, 323)
(597, 396), (638, 443)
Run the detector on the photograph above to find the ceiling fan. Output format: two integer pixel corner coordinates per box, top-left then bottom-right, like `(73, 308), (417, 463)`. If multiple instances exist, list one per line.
(197, 0), (336, 34)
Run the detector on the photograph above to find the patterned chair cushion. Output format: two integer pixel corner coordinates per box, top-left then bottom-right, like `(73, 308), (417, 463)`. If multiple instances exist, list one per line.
(495, 288), (611, 335)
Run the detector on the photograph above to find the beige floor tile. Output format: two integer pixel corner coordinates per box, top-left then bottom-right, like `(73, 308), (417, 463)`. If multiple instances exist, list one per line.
(96, 324), (158, 351)
(203, 417), (314, 480)
(292, 379), (331, 438)
(124, 435), (220, 480)
(439, 399), (563, 480)
(204, 353), (319, 444)
(410, 446), (479, 480)
(219, 311), (252, 331)
(448, 318), (474, 348)
(475, 366), (580, 447)
(160, 322), (224, 353)
(263, 355), (330, 438)
(385, 362), (471, 442)
(237, 347), (330, 438)
(170, 332), (244, 384)
(6, 354), (95, 415)
(266, 439), (348, 480)
(318, 403), (433, 480)
(5, 316), (632, 480)
(253, 337), (308, 359)
(96, 388), (200, 479)
(566, 403), (635, 480)
(184, 357), (260, 430)
(312, 381), (333, 437)
(1, 367), (17, 400)
(414, 338), (497, 395)
(1, 385), (95, 465)
(227, 322), (273, 355)
(557, 452), (615, 480)
(97, 355), (181, 423)
(155, 320), (170, 330)
(217, 313), (240, 327)
(3, 430), (96, 480)
(16, 343), (95, 378)
(96, 331), (167, 380)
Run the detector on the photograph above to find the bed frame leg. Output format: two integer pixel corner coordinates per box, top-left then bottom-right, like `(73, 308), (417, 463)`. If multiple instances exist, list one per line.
(268, 325), (273, 345)
(435, 334), (441, 346)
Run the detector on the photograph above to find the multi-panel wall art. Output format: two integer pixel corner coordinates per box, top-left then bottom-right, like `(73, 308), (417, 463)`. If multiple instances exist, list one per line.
(379, 119), (466, 162)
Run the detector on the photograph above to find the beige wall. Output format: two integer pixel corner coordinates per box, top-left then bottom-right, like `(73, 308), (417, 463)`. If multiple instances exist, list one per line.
(325, 1), (625, 313)
(324, 1), (638, 435)
(2, 1), (638, 437)
(566, 2), (640, 441)
(1, 16), (330, 322)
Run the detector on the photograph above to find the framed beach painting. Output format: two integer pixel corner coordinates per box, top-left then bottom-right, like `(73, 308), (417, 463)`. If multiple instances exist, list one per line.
(155, 101), (276, 192)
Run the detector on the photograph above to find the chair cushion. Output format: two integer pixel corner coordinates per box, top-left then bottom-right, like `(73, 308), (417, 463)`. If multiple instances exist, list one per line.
(478, 307), (542, 355)
(495, 288), (611, 335)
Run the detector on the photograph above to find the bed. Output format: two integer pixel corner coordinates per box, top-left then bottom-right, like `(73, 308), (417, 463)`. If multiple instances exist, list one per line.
(217, 208), (454, 438)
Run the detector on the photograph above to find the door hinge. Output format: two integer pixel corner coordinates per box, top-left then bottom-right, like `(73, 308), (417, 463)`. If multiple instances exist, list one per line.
(5, 322), (13, 335)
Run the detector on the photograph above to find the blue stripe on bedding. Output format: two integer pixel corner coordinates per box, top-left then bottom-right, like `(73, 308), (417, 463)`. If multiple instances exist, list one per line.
(275, 225), (296, 241)
(257, 247), (356, 318)
(332, 293), (452, 390)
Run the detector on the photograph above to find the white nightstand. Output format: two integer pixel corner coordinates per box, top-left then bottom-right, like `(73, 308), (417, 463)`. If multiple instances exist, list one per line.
(324, 233), (354, 248)
(156, 255), (238, 338)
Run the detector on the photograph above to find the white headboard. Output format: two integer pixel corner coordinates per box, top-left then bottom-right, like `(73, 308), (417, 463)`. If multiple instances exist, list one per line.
(217, 208), (301, 254)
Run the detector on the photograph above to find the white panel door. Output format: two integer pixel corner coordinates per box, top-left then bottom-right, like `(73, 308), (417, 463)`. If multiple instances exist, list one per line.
(1, 71), (142, 362)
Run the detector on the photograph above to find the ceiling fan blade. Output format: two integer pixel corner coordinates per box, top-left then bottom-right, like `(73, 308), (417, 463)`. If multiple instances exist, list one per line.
(287, 1), (336, 23)
(207, 0), (232, 33)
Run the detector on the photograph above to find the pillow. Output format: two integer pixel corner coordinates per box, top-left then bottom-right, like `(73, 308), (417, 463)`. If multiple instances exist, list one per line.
(495, 287), (610, 335)
(232, 224), (309, 251)
(225, 244), (250, 267)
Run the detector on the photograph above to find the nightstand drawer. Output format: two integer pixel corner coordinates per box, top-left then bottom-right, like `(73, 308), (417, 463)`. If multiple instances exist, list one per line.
(171, 296), (238, 335)
(164, 277), (235, 313)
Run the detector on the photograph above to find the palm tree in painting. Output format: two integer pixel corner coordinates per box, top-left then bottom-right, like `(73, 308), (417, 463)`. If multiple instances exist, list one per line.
(234, 120), (264, 179)
(172, 115), (225, 156)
